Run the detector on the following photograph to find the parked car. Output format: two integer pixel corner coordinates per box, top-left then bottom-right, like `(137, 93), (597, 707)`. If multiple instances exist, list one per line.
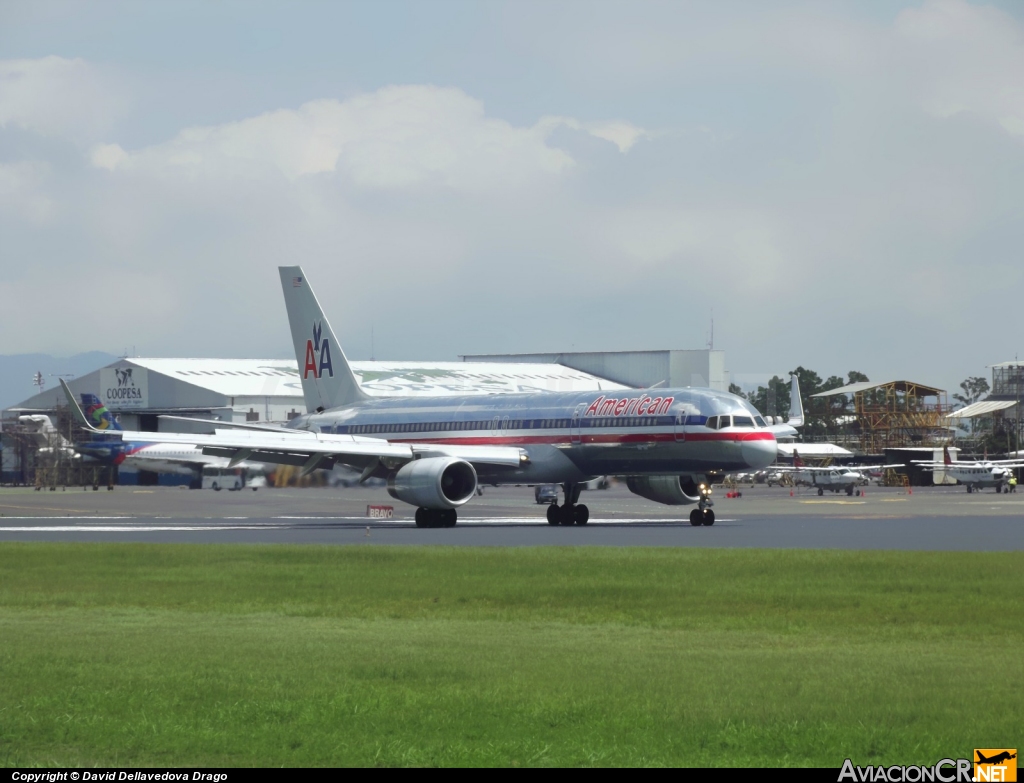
(534, 484), (559, 504)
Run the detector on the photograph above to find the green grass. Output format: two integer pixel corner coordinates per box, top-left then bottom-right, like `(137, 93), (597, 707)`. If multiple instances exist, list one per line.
(0, 544), (1020, 766)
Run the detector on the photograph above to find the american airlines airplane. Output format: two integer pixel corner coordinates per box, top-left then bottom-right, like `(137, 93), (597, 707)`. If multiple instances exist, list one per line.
(913, 446), (1024, 493)
(61, 266), (793, 527)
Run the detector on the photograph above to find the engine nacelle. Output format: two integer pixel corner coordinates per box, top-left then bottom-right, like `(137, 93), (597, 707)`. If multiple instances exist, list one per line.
(626, 475), (701, 506)
(387, 457), (478, 509)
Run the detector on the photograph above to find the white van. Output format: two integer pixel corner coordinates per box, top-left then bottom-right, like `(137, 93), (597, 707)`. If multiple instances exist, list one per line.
(202, 467), (243, 491)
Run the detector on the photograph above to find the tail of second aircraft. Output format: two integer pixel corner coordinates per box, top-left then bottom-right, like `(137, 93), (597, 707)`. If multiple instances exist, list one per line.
(81, 394), (122, 432)
(279, 266), (368, 413)
(788, 374), (805, 428)
(793, 449), (805, 469)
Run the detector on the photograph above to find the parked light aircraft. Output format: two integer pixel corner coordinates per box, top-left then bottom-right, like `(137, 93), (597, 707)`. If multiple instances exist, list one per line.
(913, 446), (1024, 493)
(61, 266), (794, 527)
(71, 394), (266, 489)
(776, 450), (901, 496)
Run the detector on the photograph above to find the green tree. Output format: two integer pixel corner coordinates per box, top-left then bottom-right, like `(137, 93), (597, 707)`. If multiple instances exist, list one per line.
(746, 375), (790, 419)
(953, 376), (990, 436)
(953, 376), (990, 407)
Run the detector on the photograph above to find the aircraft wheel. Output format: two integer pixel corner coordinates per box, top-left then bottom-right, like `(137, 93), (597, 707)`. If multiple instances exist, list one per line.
(212, 483), (221, 491)
(966, 485), (973, 493)
(559, 505), (575, 526)
(444, 509), (458, 527)
(416, 508), (438, 528)
(817, 487), (824, 496)
(855, 489), (861, 497)
(689, 509), (702, 526)
(574, 504), (589, 525)
(702, 509), (716, 526)
(546, 504), (560, 525)
(996, 484), (1002, 494)
(846, 487), (854, 496)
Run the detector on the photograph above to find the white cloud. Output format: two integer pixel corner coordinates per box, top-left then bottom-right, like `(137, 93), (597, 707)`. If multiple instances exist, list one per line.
(0, 56), (125, 142)
(92, 86), (595, 191)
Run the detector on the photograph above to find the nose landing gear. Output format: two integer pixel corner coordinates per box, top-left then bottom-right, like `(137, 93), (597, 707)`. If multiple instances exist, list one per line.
(689, 482), (716, 525)
(689, 508), (715, 526)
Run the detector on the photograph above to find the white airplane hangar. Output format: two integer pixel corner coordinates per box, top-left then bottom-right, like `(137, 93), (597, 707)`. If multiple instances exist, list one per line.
(462, 349), (730, 391)
(2, 357), (627, 485)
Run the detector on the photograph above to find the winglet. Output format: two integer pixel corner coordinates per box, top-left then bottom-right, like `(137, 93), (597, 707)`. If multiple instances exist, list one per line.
(788, 374), (805, 428)
(59, 379), (101, 433)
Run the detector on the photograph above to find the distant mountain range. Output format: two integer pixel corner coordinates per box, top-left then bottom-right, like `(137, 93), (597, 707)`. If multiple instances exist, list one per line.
(0, 352), (118, 412)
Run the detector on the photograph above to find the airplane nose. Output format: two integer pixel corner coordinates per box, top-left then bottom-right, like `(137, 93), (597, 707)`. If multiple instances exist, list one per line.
(742, 436), (777, 470)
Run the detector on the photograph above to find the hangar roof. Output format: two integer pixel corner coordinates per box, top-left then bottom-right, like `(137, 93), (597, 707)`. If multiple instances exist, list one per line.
(128, 358), (627, 398)
(946, 400), (1018, 419)
(811, 380), (944, 398)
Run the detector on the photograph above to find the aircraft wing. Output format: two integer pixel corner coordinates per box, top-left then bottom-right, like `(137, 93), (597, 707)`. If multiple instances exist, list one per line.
(60, 380), (525, 473)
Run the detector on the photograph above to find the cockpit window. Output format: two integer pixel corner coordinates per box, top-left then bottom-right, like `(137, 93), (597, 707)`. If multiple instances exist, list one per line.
(706, 416), (718, 430)
(754, 416), (766, 428)
(718, 415), (732, 428)
(733, 416), (754, 428)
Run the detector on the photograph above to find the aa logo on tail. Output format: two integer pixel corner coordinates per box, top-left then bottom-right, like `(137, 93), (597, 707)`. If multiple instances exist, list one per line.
(975, 749), (1017, 782)
(303, 321), (334, 380)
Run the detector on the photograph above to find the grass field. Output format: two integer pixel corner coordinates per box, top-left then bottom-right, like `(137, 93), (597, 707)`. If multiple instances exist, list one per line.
(0, 544), (1020, 767)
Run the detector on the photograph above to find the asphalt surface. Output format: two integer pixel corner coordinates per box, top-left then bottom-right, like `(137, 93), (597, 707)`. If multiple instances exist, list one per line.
(1, 482), (1021, 550)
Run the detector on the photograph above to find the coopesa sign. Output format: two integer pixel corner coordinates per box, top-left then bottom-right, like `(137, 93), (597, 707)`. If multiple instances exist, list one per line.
(99, 367), (149, 410)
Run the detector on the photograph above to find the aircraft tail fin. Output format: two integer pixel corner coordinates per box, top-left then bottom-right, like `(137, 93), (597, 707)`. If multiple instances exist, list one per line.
(788, 373), (805, 428)
(943, 445), (951, 466)
(793, 449), (805, 469)
(80, 393), (122, 432)
(279, 266), (368, 413)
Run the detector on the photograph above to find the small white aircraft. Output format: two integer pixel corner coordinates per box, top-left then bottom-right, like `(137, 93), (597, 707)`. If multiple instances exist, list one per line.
(913, 446), (1024, 493)
(16, 415), (80, 461)
(775, 450), (902, 496)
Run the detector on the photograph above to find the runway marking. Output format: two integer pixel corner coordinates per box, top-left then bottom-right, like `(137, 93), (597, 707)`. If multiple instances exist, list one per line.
(799, 501), (867, 505)
(0, 516), (739, 532)
(0, 503), (131, 515)
(880, 499), (908, 502)
(0, 525), (281, 533)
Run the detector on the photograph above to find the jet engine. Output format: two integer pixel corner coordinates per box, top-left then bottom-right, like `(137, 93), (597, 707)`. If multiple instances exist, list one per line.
(387, 457), (478, 509)
(626, 475), (702, 506)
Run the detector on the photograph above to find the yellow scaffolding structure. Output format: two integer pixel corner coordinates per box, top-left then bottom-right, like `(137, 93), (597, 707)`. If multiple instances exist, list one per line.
(813, 380), (951, 454)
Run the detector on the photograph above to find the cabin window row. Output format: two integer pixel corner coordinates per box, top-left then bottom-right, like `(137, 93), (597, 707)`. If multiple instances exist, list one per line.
(337, 417), (677, 435)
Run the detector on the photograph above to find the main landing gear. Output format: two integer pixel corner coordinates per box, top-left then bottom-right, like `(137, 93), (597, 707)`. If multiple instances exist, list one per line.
(547, 482), (590, 526)
(415, 508), (457, 528)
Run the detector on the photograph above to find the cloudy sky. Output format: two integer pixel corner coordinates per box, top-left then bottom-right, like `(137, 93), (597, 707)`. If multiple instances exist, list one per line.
(2, 0), (1022, 395)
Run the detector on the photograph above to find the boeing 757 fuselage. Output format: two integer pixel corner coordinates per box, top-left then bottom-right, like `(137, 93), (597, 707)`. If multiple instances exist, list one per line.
(62, 266), (793, 528)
